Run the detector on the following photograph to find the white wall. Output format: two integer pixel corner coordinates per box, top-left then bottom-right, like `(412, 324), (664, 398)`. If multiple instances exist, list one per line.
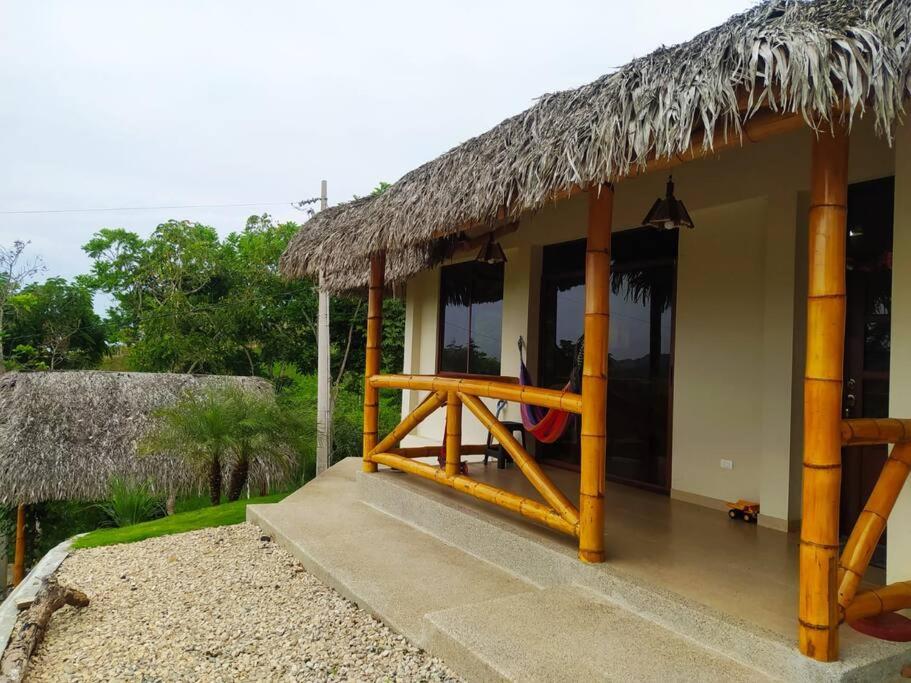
(889, 122), (911, 583)
(671, 197), (767, 506)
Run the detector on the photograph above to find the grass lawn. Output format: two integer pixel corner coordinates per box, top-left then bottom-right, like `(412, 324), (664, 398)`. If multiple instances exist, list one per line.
(73, 492), (289, 549)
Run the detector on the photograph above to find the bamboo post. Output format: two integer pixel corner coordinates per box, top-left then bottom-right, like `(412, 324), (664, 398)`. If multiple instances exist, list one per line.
(579, 184), (612, 563)
(445, 392), (462, 476)
(12, 504), (25, 587)
(799, 124), (849, 662)
(838, 443), (911, 607)
(363, 252), (386, 473)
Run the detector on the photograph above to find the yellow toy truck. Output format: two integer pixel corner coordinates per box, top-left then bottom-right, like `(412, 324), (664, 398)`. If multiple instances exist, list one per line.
(727, 499), (759, 524)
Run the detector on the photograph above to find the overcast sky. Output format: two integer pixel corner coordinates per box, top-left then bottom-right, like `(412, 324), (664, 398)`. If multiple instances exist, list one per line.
(1, 1), (752, 312)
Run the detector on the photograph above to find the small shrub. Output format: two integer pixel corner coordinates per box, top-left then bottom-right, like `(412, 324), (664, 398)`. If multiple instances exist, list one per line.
(96, 478), (165, 528)
(270, 365), (403, 478)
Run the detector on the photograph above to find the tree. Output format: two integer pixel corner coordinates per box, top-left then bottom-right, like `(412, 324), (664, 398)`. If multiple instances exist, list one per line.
(141, 385), (297, 505)
(0, 241), (44, 369)
(222, 386), (299, 501)
(141, 388), (238, 505)
(80, 210), (406, 392)
(5, 278), (106, 370)
(221, 215), (319, 375)
(82, 218), (320, 375)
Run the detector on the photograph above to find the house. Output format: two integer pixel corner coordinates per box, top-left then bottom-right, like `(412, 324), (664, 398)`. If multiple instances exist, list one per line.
(268, 0), (911, 676)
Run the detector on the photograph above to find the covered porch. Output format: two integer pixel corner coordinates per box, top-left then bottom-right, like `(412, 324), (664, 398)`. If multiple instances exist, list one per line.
(355, 131), (911, 661)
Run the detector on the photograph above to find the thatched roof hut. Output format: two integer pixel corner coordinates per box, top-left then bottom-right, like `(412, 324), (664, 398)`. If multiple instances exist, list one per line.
(0, 371), (276, 505)
(281, 0), (911, 291)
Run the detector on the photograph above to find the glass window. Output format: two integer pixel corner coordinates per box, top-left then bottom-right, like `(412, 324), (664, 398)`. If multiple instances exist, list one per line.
(439, 261), (504, 375)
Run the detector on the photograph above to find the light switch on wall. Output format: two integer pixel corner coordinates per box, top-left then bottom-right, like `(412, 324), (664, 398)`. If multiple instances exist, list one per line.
(720, 459), (734, 470)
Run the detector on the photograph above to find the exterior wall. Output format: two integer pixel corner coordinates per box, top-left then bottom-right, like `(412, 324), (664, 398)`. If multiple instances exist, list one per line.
(889, 122), (911, 583)
(670, 197), (768, 510)
(396, 117), (897, 549)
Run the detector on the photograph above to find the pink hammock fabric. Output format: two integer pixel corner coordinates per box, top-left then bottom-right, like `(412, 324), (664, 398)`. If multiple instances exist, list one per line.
(518, 346), (576, 444)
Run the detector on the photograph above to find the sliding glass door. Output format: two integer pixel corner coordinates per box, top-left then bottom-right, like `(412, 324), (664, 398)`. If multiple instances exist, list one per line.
(537, 228), (677, 492)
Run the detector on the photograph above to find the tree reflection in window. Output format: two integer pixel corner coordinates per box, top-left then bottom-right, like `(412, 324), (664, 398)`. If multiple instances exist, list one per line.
(439, 261), (504, 375)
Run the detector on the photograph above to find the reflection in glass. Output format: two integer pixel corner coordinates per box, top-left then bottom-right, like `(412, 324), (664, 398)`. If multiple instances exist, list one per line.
(439, 261), (504, 375)
(537, 229), (678, 491)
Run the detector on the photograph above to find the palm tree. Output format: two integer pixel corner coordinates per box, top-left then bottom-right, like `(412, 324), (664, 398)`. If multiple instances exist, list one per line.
(142, 388), (237, 505)
(223, 388), (298, 502)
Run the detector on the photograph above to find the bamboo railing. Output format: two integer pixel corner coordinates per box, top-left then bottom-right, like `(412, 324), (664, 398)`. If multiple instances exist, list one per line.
(364, 374), (583, 537)
(832, 431), (911, 628)
(370, 374), (582, 413)
(388, 444), (487, 458)
(360, 187), (612, 562)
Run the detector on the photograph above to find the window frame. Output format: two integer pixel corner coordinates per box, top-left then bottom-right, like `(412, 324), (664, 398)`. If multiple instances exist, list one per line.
(435, 260), (505, 376)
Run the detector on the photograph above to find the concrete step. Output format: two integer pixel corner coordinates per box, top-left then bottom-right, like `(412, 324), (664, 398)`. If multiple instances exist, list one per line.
(248, 462), (532, 640)
(249, 459), (773, 682)
(424, 584), (767, 682)
(357, 464), (911, 682)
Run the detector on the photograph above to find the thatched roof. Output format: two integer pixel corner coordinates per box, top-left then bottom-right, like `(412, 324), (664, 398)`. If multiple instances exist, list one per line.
(282, 0), (911, 291)
(0, 371), (276, 505)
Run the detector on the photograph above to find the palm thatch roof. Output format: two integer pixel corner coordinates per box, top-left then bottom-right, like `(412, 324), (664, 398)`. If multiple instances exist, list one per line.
(0, 371), (278, 505)
(282, 0), (911, 291)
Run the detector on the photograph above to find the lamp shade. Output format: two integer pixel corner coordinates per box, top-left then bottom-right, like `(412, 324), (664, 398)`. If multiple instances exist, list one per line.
(642, 176), (694, 230)
(476, 235), (507, 264)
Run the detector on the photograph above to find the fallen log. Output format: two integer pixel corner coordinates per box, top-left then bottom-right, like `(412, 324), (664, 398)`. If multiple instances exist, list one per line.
(0, 578), (88, 683)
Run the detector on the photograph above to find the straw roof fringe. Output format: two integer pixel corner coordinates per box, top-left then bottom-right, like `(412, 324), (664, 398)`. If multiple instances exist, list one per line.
(0, 371), (278, 505)
(281, 0), (911, 291)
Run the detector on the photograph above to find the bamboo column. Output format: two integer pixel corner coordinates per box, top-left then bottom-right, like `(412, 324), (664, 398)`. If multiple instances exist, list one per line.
(12, 504), (25, 586)
(579, 184), (613, 563)
(799, 124), (849, 662)
(444, 392), (462, 476)
(363, 252), (386, 473)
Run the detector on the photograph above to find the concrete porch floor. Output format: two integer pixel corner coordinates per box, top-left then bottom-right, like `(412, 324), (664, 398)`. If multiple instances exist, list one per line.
(402, 459), (880, 641)
(249, 458), (911, 681)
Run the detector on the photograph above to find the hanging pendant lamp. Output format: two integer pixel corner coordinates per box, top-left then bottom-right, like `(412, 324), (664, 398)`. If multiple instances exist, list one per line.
(476, 233), (507, 264)
(642, 175), (695, 230)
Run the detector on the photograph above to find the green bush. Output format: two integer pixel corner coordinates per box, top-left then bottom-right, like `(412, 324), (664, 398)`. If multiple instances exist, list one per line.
(272, 365), (401, 470)
(23, 501), (109, 566)
(95, 478), (165, 528)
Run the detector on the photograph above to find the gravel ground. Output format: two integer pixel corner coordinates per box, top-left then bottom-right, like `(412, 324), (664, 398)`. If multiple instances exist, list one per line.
(24, 523), (461, 682)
